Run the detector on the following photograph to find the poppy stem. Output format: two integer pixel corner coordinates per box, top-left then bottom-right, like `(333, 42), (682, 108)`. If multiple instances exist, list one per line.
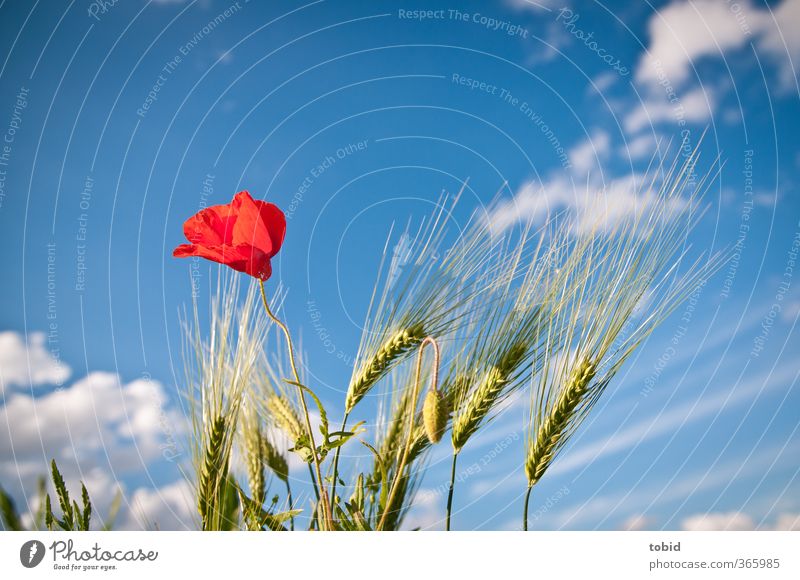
(377, 336), (439, 531)
(258, 280), (333, 530)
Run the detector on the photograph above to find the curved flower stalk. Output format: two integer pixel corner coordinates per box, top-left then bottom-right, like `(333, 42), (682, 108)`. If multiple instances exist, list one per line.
(522, 149), (723, 530)
(332, 186), (519, 508)
(376, 337), (440, 530)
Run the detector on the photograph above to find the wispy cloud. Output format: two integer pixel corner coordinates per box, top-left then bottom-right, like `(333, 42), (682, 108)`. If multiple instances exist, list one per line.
(549, 438), (800, 529)
(548, 361), (797, 478)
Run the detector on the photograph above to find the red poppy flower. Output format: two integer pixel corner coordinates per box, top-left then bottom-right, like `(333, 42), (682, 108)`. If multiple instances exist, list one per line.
(173, 191), (286, 280)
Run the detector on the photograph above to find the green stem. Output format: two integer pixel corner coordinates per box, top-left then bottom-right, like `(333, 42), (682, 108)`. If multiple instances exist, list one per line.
(446, 451), (458, 531)
(285, 479), (294, 531)
(306, 464), (320, 531)
(523, 485), (533, 531)
(259, 281), (332, 530)
(330, 412), (349, 515)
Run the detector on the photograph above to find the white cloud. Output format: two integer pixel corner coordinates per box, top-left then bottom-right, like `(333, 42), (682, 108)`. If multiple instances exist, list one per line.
(622, 133), (659, 160)
(757, 0), (800, 91)
(0, 331), (71, 393)
(1, 370), (188, 529)
(569, 129), (611, 174)
(773, 512), (800, 530)
(0, 371), (184, 468)
(123, 479), (195, 531)
(681, 511), (755, 530)
(505, 0), (560, 11)
(624, 86), (714, 134)
(681, 511), (800, 531)
(402, 487), (445, 530)
(621, 514), (655, 530)
(487, 172), (685, 235)
(636, 0), (800, 92)
(544, 439), (800, 529)
(590, 71), (618, 94)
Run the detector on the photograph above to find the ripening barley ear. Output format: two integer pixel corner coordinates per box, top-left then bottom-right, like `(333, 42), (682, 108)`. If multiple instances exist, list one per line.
(522, 147), (725, 530)
(525, 358), (596, 486)
(451, 341), (528, 453)
(241, 406), (266, 510)
(345, 323), (425, 413)
(182, 273), (269, 531)
(345, 187), (515, 417)
(265, 392), (304, 443)
(197, 415), (227, 525)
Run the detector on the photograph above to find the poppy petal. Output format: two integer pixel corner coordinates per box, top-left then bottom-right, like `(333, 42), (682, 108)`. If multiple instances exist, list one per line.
(255, 200), (286, 257)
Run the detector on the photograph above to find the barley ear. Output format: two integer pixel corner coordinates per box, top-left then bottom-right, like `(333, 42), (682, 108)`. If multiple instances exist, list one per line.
(262, 438), (289, 483)
(198, 415), (226, 524)
(243, 420), (265, 507)
(452, 342), (528, 452)
(526, 358), (596, 486)
(267, 394), (304, 442)
(346, 323), (425, 413)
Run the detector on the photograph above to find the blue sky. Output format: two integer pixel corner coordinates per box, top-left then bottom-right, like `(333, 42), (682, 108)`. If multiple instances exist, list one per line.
(0, 0), (798, 530)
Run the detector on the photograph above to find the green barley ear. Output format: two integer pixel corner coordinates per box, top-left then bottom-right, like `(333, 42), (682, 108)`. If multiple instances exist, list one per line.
(346, 323), (425, 413)
(198, 415), (226, 525)
(452, 342), (528, 453)
(266, 393), (304, 442)
(262, 438), (289, 483)
(242, 411), (266, 508)
(526, 358), (596, 486)
(422, 389), (448, 444)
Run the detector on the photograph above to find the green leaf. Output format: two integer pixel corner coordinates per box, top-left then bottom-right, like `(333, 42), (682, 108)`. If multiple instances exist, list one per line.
(50, 460), (73, 529)
(283, 380), (329, 439)
(350, 473), (365, 512)
(219, 474), (240, 531)
(102, 489), (122, 531)
(80, 483), (92, 531)
(34, 476), (47, 530)
(360, 441), (388, 514)
(0, 485), (23, 531)
(45, 494), (54, 531)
